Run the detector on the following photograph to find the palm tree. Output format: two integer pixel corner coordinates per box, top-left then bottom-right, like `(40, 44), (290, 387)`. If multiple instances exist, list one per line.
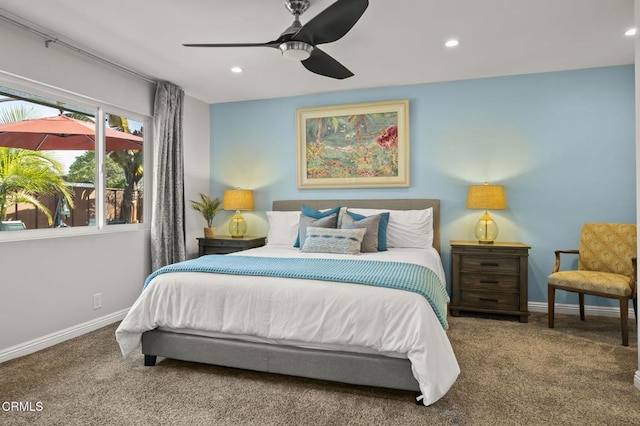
(0, 148), (74, 225)
(0, 103), (74, 226)
(0, 103), (39, 123)
(307, 116), (338, 145)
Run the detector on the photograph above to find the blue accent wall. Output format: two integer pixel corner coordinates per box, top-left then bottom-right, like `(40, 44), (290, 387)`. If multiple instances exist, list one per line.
(210, 65), (635, 306)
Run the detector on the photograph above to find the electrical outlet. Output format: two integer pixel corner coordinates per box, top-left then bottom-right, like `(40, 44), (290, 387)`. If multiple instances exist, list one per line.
(93, 293), (102, 310)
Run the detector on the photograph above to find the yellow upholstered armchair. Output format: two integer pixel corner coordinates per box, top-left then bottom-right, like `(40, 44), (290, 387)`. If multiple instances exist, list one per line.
(548, 223), (637, 346)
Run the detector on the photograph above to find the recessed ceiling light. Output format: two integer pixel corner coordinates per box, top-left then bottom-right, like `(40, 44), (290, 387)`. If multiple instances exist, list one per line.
(445, 39), (460, 48)
(624, 27), (637, 37)
(230, 66), (243, 74)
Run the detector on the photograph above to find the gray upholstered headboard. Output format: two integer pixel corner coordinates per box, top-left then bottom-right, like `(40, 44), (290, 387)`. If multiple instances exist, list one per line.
(272, 199), (440, 253)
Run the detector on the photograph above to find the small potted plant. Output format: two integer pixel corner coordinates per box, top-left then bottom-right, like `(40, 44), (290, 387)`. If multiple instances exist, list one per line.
(190, 193), (221, 238)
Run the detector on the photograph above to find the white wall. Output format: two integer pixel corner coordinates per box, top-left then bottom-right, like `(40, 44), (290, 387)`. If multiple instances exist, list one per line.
(634, 0), (640, 392)
(0, 231), (150, 350)
(0, 18), (154, 116)
(183, 96), (211, 258)
(0, 16), (210, 358)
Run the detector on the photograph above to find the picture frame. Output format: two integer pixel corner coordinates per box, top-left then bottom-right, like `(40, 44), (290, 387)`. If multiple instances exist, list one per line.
(296, 99), (410, 189)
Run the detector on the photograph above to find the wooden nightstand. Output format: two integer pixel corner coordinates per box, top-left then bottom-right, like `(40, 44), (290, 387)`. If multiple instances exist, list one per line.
(450, 241), (530, 322)
(197, 235), (266, 256)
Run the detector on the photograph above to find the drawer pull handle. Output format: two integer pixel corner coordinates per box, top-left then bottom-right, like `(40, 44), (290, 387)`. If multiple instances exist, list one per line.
(480, 280), (499, 284)
(479, 298), (499, 302)
(480, 262), (499, 267)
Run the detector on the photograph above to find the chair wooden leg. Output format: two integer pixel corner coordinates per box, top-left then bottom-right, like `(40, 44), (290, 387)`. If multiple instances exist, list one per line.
(548, 285), (555, 328)
(633, 296), (638, 324)
(579, 293), (585, 321)
(620, 298), (629, 347)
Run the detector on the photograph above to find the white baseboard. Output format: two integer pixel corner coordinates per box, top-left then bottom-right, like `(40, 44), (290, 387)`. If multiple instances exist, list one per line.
(635, 371), (640, 391)
(0, 308), (128, 364)
(528, 301), (637, 319)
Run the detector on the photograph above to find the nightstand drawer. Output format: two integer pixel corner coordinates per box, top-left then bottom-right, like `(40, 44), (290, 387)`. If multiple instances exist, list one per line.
(460, 274), (519, 292)
(212, 239), (240, 247)
(197, 236), (266, 256)
(461, 290), (519, 311)
(460, 256), (519, 274)
(211, 246), (242, 254)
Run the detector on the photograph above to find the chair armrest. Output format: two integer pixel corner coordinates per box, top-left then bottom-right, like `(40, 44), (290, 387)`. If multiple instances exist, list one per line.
(552, 250), (579, 273)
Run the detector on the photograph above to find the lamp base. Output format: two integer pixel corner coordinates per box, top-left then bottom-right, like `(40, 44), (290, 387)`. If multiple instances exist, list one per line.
(474, 211), (499, 244)
(228, 211), (247, 238)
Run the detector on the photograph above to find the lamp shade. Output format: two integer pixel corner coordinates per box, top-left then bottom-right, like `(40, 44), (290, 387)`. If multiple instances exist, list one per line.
(466, 183), (507, 210)
(222, 189), (254, 211)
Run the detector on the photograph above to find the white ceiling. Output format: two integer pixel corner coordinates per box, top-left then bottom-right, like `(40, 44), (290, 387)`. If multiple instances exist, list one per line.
(0, 0), (635, 104)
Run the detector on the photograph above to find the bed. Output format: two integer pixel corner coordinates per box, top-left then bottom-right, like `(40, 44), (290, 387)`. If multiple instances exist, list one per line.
(116, 199), (460, 406)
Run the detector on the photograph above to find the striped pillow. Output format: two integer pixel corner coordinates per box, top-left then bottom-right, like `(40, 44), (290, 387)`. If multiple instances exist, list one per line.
(301, 227), (367, 255)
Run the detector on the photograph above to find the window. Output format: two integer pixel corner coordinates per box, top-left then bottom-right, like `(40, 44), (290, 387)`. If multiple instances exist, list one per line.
(104, 111), (145, 226)
(0, 85), (147, 232)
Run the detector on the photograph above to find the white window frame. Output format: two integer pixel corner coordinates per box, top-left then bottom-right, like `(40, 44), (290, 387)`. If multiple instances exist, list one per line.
(0, 71), (152, 242)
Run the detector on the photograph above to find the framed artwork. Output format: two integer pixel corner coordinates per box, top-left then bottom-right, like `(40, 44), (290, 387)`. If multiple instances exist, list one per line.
(296, 99), (410, 189)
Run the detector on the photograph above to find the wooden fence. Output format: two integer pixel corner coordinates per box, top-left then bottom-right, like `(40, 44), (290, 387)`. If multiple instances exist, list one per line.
(5, 186), (143, 229)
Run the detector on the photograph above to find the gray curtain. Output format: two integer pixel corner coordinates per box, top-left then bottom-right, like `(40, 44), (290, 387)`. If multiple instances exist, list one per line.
(151, 81), (186, 270)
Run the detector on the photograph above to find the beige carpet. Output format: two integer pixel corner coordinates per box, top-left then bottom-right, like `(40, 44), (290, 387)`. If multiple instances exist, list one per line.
(1, 312), (638, 425)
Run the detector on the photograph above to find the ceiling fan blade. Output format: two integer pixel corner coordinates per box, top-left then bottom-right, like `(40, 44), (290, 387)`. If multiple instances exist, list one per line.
(301, 48), (354, 79)
(183, 41), (280, 48)
(293, 0), (369, 46)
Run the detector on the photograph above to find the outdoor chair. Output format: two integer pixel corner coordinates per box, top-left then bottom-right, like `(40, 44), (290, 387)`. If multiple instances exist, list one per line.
(0, 220), (26, 231)
(548, 223), (637, 346)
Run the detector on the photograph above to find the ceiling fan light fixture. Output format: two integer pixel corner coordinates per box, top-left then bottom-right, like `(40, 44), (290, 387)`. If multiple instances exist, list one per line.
(279, 41), (314, 60)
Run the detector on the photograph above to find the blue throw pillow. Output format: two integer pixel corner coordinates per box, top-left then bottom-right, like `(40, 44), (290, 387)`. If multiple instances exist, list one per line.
(293, 204), (341, 248)
(346, 211), (390, 251)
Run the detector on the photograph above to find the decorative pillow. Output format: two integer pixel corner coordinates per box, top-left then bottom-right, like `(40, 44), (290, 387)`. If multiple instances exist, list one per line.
(293, 204), (341, 247)
(340, 213), (381, 253)
(301, 227), (367, 255)
(297, 213), (338, 249)
(345, 211), (390, 251)
(266, 211), (301, 245)
(347, 207), (433, 248)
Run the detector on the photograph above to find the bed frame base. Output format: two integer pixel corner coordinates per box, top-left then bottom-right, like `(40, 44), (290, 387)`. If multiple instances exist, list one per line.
(141, 330), (420, 392)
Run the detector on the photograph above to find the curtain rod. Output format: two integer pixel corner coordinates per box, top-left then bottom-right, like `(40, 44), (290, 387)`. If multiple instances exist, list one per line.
(0, 12), (157, 85)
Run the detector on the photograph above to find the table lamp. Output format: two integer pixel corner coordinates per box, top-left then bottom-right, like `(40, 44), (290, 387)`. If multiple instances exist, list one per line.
(466, 182), (507, 244)
(222, 188), (254, 238)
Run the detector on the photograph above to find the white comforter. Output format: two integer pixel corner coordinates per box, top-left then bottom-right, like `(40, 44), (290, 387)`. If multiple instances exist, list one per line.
(116, 245), (460, 405)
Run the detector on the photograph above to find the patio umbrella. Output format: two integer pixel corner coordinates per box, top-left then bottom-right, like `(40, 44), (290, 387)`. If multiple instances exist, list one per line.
(0, 114), (143, 151)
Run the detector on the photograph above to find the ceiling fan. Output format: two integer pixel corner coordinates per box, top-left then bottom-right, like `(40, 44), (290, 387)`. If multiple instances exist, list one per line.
(183, 0), (369, 79)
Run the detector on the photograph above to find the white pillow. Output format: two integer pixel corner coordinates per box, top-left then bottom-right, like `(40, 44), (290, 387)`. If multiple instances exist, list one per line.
(347, 207), (433, 248)
(266, 211), (300, 245)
